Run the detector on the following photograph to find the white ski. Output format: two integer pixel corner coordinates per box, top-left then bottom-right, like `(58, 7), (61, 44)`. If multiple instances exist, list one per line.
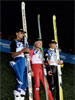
(38, 14), (49, 100)
(21, 2), (33, 100)
(53, 15), (64, 100)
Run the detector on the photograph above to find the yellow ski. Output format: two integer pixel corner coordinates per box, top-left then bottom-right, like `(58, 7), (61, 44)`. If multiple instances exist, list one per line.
(53, 15), (64, 100)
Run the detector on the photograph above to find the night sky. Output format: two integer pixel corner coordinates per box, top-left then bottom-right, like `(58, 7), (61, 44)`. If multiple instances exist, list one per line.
(1, 0), (74, 54)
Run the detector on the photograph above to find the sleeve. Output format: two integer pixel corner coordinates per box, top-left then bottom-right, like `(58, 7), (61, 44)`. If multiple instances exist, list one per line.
(29, 49), (33, 72)
(48, 51), (51, 60)
(10, 41), (16, 52)
(30, 49), (33, 62)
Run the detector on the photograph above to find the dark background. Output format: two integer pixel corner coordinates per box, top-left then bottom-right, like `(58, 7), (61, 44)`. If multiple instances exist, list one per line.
(1, 0), (74, 54)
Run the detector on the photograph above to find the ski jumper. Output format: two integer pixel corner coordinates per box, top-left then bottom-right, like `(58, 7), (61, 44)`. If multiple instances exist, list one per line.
(9, 40), (28, 92)
(45, 48), (59, 99)
(30, 48), (54, 100)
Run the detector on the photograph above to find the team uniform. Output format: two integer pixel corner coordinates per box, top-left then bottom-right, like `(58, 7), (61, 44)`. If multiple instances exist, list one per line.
(45, 48), (59, 99)
(9, 40), (28, 100)
(30, 48), (54, 100)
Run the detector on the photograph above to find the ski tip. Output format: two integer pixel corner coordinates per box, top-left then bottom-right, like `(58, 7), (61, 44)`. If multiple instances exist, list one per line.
(21, 1), (25, 8)
(38, 14), (40, 19)
(53, 15), (56, 20)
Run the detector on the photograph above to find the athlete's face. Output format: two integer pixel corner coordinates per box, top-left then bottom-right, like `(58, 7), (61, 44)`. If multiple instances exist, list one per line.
(16, 32), (24, 40)
(35, 41), (42, 48)
(50, 43), (56, 49)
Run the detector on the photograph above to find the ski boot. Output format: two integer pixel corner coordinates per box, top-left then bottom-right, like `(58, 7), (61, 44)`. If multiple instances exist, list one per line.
(20, 89), (26, 100)
(13, 90), (21, 100)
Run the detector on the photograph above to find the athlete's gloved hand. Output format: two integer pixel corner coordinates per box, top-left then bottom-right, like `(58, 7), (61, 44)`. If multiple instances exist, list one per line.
(32, 71), (34, 77)
(48, 71), (53, 76)
(58, 60), (63, 65)
(48, 60), (51, 64)
(21, 48), (30, 53)
(44, 62), (48, 66)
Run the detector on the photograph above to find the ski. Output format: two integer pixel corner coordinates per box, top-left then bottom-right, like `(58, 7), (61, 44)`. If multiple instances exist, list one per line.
(53, 15), (64, 100)
(21, 2), (33, 100)
(38, 14), (49, 100)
